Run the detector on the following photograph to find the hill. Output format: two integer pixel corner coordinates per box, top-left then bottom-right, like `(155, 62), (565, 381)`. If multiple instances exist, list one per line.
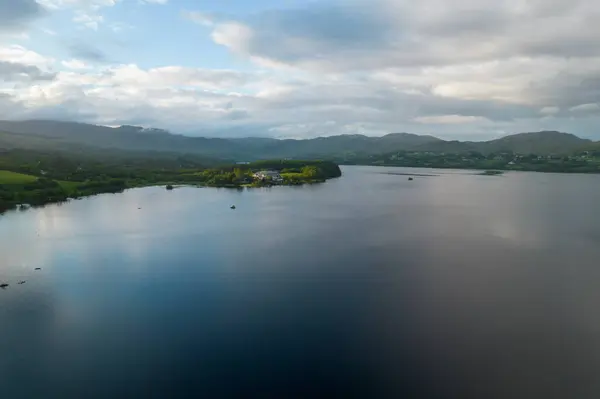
(478, 131), (591, 155)
(411, 131), (591, 155)
(0, 120), (441, 160)
(578, 141), (600, 154)
(0, 120), (595, 160)
(0, 120), (253, 160)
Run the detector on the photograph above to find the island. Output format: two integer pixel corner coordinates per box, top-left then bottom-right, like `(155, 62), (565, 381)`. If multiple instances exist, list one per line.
(0, 149), (341, 214)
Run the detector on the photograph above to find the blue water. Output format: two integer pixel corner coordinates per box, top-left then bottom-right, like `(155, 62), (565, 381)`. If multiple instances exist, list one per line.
(2, 166), (600, 398)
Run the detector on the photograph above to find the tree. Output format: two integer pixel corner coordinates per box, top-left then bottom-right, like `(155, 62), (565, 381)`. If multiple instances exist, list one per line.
(301, 166), (319, 178)
(233, 168), (245, 180)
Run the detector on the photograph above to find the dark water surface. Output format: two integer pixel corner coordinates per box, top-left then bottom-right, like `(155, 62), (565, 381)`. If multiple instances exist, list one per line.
(2, 166), (600, 398)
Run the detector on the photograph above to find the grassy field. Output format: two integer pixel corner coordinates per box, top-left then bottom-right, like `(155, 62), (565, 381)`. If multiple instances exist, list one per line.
(0, 170), (38, 184)
(57, 180), (79, 194)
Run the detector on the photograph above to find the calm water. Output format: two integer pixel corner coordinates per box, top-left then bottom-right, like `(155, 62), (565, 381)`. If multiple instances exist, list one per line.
(2, 166), (600, 398)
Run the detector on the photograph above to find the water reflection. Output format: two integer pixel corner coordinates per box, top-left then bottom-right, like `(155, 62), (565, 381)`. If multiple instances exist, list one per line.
(2, 167), (600, 398)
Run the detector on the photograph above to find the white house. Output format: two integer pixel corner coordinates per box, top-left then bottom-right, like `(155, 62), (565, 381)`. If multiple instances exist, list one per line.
(253, 170), (284, 183)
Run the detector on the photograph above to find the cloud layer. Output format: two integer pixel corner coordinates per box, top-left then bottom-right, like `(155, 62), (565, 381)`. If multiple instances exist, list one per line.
(0, 0), (46, 32)
(1, 0), (600, 139)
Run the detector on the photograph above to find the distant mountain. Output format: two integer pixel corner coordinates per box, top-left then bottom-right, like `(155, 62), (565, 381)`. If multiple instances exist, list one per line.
(479, 131), (591, 154)
(0, 120), (440, 160)
(254, 133), (442, 159)
(0, 120), (595, 160)
(413, 131), (592, 155)
(0, 120), (253, 160)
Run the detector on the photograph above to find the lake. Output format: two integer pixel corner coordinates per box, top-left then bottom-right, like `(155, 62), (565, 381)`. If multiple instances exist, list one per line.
(2, 166), (600, 398)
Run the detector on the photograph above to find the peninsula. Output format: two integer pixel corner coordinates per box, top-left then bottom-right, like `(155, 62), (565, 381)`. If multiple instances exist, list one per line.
(0, 149), (341, 214)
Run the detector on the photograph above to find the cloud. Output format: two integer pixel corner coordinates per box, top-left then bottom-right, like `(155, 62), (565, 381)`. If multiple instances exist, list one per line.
(413, 115), (489, 125)
(108, 22), (133, 33)
(0, 45), (55, 68)
(3, 44), (599, 139)
(37, 0), (119, 10)
(41, 28), (57, 36)
(569, 103), (600, 113)
(61, 59), (90, 70)
(0, 93), (25, 121)
(222, 109), (250, 121)
(183, 11), (217, 27)
(0, 0), (46, 32)
(0, 56), (547, 138)
(67, 43), (107, 63)
(196, 0), (600, 72)
(37, 0), (120, 29)
(178, 0), (600, 138)
(139, 0), (168, 4)
(73, 11), (104, 30)
(93, 64), (252, 90)
(0, 61), (56, 81)
(540, 106), (560, 115)
(3, 0), (600, 140)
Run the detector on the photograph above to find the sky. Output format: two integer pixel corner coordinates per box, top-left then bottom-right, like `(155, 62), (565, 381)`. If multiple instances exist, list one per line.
(1, 0), (600, 140)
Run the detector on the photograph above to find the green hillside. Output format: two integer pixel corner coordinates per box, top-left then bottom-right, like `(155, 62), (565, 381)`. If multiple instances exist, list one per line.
(0, 170), (38, 184)
(0, 120), (597, 160)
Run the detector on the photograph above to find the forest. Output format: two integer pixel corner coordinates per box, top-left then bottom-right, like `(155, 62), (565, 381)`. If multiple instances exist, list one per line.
(0, 148), (341, 214)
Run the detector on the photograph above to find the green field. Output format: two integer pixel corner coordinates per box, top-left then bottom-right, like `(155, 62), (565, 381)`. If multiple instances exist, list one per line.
(0, 170), (38, 184)
(57, 180), (80, 193)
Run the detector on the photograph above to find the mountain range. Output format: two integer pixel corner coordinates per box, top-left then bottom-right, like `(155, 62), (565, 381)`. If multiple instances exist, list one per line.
(0, 120), (595, 161)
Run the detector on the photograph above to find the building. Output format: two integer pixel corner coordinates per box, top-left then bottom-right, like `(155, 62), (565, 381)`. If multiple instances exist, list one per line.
(253, 170), (284, 183)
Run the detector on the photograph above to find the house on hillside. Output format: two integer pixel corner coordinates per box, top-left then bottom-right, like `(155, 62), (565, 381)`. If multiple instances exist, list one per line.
(253, 170), (284, 183)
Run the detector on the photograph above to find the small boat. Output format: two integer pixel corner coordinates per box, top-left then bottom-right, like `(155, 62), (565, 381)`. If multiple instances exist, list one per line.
(408, 177), (414, 181)
(34, 268), (42, 271)
(230, 205), (236, 209)
(18, 281), (26, 285)
(0, 283), (9, 289)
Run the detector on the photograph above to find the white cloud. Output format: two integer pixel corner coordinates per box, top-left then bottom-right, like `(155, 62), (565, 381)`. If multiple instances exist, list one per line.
(73, 11), (104, 30)
(176, 0), (600, 138)
(37, 0), (119, 9)
(540, 106), (560, 115)
(0, 45), (55, 68)
(211, 22), (254, 54)
(183, 11), (216, 27)
(61, 59), (90, 70)
(0, 45), (56, 82)
(41, 28), (57, 36)
(199, 0), (600, 71)
(2, 43), (597, 138)
(414, 115), (488, 124)
(90, 64), (252, 90)
(570, 103), (600, 112)
(6, 32), (30, 40)
(108, 22), (133, 32)
(37, 0), (120, 29)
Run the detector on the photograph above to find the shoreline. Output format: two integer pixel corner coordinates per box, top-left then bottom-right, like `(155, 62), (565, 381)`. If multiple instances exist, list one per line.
(341, 163), (600, 175)
(1, 160), (342, 215)
(0, 178), (338, 216)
